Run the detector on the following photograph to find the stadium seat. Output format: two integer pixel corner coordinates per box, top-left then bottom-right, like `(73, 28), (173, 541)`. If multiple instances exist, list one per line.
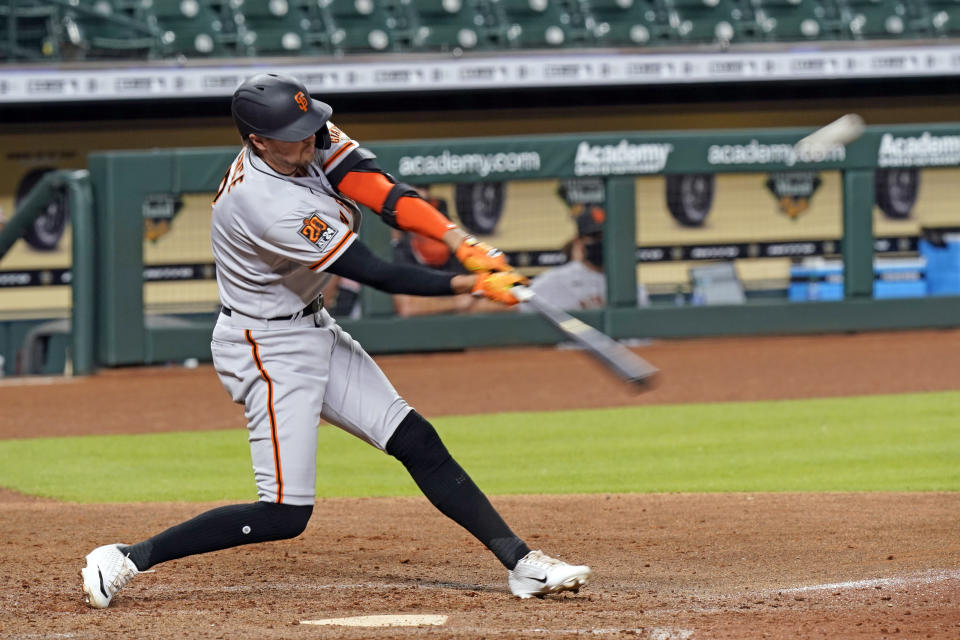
(147, 0), (235, 57)
(295, 0), (340, 46)
(325, 0), (411, 53)
(924, 0), (960, 37)
(66, 0), (159, 59)
(410, 0), (491, 51)
(490, 0), (590, 49)
(0, 2), (60, 60)
(233, 0), (328, 55)
(750, 0), (843, 41)
(585, 0), (673, 47)
(664, 0), (759, 44)
(839, 0), (916, 39)
(1, 0), (946, 60)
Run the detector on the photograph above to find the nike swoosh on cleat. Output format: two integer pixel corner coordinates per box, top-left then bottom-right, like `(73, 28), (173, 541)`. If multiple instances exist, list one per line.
(98, 569), (108, 598)
(529, 575), (548, 583)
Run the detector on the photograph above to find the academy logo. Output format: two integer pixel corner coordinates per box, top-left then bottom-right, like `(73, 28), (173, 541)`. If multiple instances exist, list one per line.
(708, 140), (845, 167)
(877, 132), (960, 167)
(299, 214), (339, 252)
(398, 150), (541, 178)
(573, 140), (673, 176)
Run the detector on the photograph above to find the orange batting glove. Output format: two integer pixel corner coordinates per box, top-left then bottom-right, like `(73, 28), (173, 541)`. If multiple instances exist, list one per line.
(456, 235), (510, 273)
(472, 271), (530, 306)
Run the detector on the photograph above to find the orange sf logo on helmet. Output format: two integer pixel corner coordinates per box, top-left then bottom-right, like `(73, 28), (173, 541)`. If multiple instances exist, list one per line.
(294, 91), (309, 112)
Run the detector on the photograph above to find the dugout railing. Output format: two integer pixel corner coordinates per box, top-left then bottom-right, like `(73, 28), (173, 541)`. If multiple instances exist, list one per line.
(0, 169), (95, 374)
(6, 122), (960, 373)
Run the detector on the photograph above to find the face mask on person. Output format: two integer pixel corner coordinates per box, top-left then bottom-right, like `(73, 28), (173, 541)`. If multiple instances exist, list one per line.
(583, 237), (603, 269)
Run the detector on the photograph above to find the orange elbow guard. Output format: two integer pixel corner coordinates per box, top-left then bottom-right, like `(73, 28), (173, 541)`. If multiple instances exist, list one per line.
(338, 171), (454, 241)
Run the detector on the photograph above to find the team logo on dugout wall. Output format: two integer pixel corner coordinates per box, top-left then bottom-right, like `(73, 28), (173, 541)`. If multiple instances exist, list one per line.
(299, 213), (339, 251)
(142, 192), (184, 242)
(765, 171), (821, 220)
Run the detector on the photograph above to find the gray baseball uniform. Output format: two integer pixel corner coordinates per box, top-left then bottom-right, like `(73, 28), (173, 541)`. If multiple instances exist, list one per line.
(210, 125), (409, 506)
(521, 260), (649, 311)
(79, 74), (589, 609)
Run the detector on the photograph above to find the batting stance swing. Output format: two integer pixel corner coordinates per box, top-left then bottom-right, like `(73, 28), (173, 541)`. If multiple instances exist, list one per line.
(80, 73), (590, 607)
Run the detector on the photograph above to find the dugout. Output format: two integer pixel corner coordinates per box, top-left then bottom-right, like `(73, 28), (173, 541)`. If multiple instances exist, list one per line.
(4, 121), (960, 376)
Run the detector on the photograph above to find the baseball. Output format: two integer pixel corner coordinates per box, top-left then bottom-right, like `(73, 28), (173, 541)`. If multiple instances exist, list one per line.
(183, 358), (199, 369)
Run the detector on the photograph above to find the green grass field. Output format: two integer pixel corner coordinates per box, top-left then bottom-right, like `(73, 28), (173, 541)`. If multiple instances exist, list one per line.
(2, 391), (958, 502)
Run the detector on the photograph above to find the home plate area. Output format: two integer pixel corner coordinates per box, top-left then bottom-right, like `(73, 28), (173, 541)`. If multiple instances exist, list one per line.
(3, 479), (959, 639)
(298, 614), (695, 638)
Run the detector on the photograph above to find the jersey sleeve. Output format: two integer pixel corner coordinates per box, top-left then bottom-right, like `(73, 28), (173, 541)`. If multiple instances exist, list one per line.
(316, 121), (361, 178)
(528, 266), (583, 311)
(259, 206), (357, 272)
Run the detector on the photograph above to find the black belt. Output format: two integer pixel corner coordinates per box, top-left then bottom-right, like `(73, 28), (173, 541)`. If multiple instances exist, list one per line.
(221, 295), (323, 320)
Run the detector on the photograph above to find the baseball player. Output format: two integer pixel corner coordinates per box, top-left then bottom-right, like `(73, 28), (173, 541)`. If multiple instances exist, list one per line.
(80, 72), (591, 608)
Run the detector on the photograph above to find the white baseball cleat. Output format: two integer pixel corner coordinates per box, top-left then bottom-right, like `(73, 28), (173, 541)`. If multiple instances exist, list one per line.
(508, 549), (591, 598)
(80, 543), (139, 608)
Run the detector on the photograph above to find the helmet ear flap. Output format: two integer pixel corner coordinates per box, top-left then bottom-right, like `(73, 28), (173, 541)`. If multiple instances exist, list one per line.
(315, 123), (332, 150)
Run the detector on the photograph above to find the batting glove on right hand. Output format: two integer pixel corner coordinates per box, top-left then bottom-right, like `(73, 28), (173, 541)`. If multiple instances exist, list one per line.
(472, 270), (530, 306)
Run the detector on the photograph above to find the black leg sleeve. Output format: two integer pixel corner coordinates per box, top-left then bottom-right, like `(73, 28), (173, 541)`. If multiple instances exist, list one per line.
(122, 502), (313, 571)
(386, 410), (530, 570)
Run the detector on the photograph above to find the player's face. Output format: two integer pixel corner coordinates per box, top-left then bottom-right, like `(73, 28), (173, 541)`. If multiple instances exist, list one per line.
(250, 134), (316, 175)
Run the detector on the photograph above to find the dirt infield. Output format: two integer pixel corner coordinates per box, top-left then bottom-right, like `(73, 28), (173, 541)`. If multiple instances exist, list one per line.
(1, 329), (959, 639)
(5, 329), (960, 439)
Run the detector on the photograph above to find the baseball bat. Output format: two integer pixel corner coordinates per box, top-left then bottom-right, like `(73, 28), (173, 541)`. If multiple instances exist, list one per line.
(794, 113), (866, 153)
(512, 285), (659, 389)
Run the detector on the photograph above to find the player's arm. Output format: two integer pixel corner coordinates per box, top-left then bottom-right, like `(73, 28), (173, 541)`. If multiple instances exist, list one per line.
(326, 239), (525, 304)
(324, 145), (511, 273)
(394, 293), (473, 317)
(394, 292), (516, 317)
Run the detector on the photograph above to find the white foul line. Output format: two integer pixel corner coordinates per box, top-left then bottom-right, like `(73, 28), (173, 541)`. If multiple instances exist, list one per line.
(300, 614), (448, 627)
(774, 568), (960, 595)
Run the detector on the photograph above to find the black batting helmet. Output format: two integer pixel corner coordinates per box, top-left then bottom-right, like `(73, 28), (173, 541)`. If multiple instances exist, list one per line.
(231, 73), (332, 142)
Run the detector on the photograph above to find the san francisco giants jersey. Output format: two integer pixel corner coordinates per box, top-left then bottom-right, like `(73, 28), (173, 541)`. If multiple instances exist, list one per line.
(521, 261), (650, 311)
(211, 122), (362, 319)
(209, 122), (411, 506)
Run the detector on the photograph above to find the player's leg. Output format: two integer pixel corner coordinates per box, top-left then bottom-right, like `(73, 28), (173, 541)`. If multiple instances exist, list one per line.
(81, 323), (328, 608)
(81, 499), (315, 607)
(384, 410), (591, 598)
(319, 316), (590, 596)
(382, 409), (530, 566)
(318, 319), (527, 567)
